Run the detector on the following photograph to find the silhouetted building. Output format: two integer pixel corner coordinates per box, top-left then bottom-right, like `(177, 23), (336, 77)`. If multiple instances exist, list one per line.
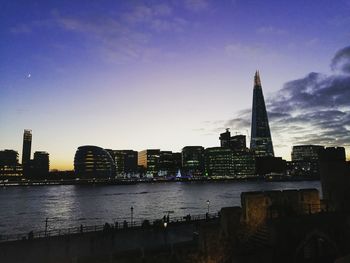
(109, 150), (138, 177)
(255, 156), (286, 176)
(0, 150), (22, 176)
(172, 152), (182, 172)
(291, 145), (324, 178)
(159, 151), (176, 176)
(22, 129), (32, 176)
(220, 129), (246, 151)
(32, 151), (49, 178)
(250, 71), (274, 157)
(74, 146), (115, 178)
(138, 149), (160, 177)
(205, 147), (234, 177)
(319, 147), (349, 212)
(182, 146), (205, 177)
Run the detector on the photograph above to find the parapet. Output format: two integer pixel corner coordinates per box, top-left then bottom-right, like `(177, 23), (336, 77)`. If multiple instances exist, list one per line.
(241, 189), (320, 227)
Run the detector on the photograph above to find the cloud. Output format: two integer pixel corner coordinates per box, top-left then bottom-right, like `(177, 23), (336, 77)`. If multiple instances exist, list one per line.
(331, 46), (350, 74)
(10, 3), (189, 63)
(207, 46), (350, 157)
(183, 0), (210, 12)
(256, 26), (287, 35)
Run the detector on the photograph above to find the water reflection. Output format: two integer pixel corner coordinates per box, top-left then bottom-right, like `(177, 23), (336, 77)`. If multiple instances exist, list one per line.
(0, 180), (321, 234)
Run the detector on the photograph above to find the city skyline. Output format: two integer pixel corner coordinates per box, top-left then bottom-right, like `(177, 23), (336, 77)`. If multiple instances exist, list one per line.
(1, 1), (350, 170)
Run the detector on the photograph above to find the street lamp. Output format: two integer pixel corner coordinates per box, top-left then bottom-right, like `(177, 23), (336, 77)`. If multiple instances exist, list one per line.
(130, 206), (134, 226)
(206, 200), (210, 214)
(44, 217), (48, 237)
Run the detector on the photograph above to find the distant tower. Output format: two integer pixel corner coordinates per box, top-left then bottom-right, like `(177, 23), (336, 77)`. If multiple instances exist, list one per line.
(250, 71), (274, 157)
(22, 129), (32, 166)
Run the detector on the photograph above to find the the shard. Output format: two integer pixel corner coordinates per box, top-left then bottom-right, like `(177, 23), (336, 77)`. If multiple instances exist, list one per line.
(250, 71), (274, 157)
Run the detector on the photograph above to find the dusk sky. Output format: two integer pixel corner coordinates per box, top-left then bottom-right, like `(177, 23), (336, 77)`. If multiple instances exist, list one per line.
(1, 0), (350, 170)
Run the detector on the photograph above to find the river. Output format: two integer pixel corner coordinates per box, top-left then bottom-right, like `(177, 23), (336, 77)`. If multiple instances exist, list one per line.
(0, 180), (321, 235)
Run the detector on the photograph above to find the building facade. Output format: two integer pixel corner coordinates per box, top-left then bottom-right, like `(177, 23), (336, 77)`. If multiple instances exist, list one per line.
(231, 149), (256, 178)
(22, 129), (32, 176)
(138, 149), (160, 177)
(74, 146), (115, 178)
(205, 147), (234, 177)
(33, 151), (50, 178)
(182, 146), (205, 177)
(219, 129), (246, 151)
(291, 145), (324, 178)
(109, 150), (138, 177)
(0, 150), (22, 177)
(250, 71), (274, 157)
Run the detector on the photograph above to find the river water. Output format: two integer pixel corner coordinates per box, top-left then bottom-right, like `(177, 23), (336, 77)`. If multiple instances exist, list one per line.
(0, 180), (321, 235)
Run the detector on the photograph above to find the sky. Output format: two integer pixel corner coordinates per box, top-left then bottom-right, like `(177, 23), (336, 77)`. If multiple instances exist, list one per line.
(1, 0), (350, 170)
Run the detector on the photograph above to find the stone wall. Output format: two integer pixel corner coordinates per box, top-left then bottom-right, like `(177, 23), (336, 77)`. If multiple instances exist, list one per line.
(241, 189), (320, 228)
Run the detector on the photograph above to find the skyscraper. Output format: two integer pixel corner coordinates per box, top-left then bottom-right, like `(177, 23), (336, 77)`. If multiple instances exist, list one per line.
(22, 129), (32, 176)
(250, 71), (274, 157)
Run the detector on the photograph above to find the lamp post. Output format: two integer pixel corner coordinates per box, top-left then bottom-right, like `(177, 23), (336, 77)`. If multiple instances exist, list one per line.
(207, 200), (210, 214)
(44, 217), (48, 237)
(163, 222), (168, 245)
(131, 206), (134, 226)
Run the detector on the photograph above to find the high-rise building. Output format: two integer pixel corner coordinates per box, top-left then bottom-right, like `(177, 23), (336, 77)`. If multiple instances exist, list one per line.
(219, 129), (246, 151)
(22, 129), (32, 175)
(250, 71), (274, 157)
(33, 151), (50, 177)
(138, 149), (160, 177)
(182, 146), (205, 177)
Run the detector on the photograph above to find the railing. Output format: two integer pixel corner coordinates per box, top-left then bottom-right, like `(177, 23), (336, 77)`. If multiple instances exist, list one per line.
(0, 212), (219, 243)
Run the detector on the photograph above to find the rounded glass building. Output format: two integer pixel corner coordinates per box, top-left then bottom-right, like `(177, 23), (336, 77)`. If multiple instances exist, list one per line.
(74, 146), (115, 178)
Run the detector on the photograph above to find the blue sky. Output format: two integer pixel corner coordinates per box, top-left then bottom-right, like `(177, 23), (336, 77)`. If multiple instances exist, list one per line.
(1, 0), (350, 169)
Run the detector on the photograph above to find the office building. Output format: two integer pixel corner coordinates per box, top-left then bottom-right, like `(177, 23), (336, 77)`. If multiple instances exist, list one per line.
(232, 149), (256, 177)
(111, 150), (138, 177)
(182, 146), (205, 177)
(158, 151), (175, 176)
(172, 152), (182, 171)
(219, 129), (246, 151)
(33, 151), (50, 177)
(255, 156), (286, 176)
(250, 71), (274, 157)
(0, 150), (22, 176)
(22, 129), (32, 176)
(291, 145), (324, 178)
(74, 146), (116, 178)
(138, 149), (160, 177)
(205, 147), (234, 177)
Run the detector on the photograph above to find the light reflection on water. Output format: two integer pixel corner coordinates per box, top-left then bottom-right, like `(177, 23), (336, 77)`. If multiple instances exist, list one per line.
(0, 180), (321, 234)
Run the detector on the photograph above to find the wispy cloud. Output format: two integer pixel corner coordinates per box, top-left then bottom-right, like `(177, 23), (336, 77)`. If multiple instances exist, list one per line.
(256, 26), (287, 35)
(183, 0), (210, 12)
(9, 3), (191, 63)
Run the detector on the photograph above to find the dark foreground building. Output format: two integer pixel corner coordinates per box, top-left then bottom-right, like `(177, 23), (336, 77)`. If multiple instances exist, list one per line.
(74, 146), (115, 178)
(250, 71), (274, 157)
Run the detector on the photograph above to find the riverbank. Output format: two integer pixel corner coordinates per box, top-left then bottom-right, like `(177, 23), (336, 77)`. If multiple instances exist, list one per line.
(0, 176), (319, 187)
